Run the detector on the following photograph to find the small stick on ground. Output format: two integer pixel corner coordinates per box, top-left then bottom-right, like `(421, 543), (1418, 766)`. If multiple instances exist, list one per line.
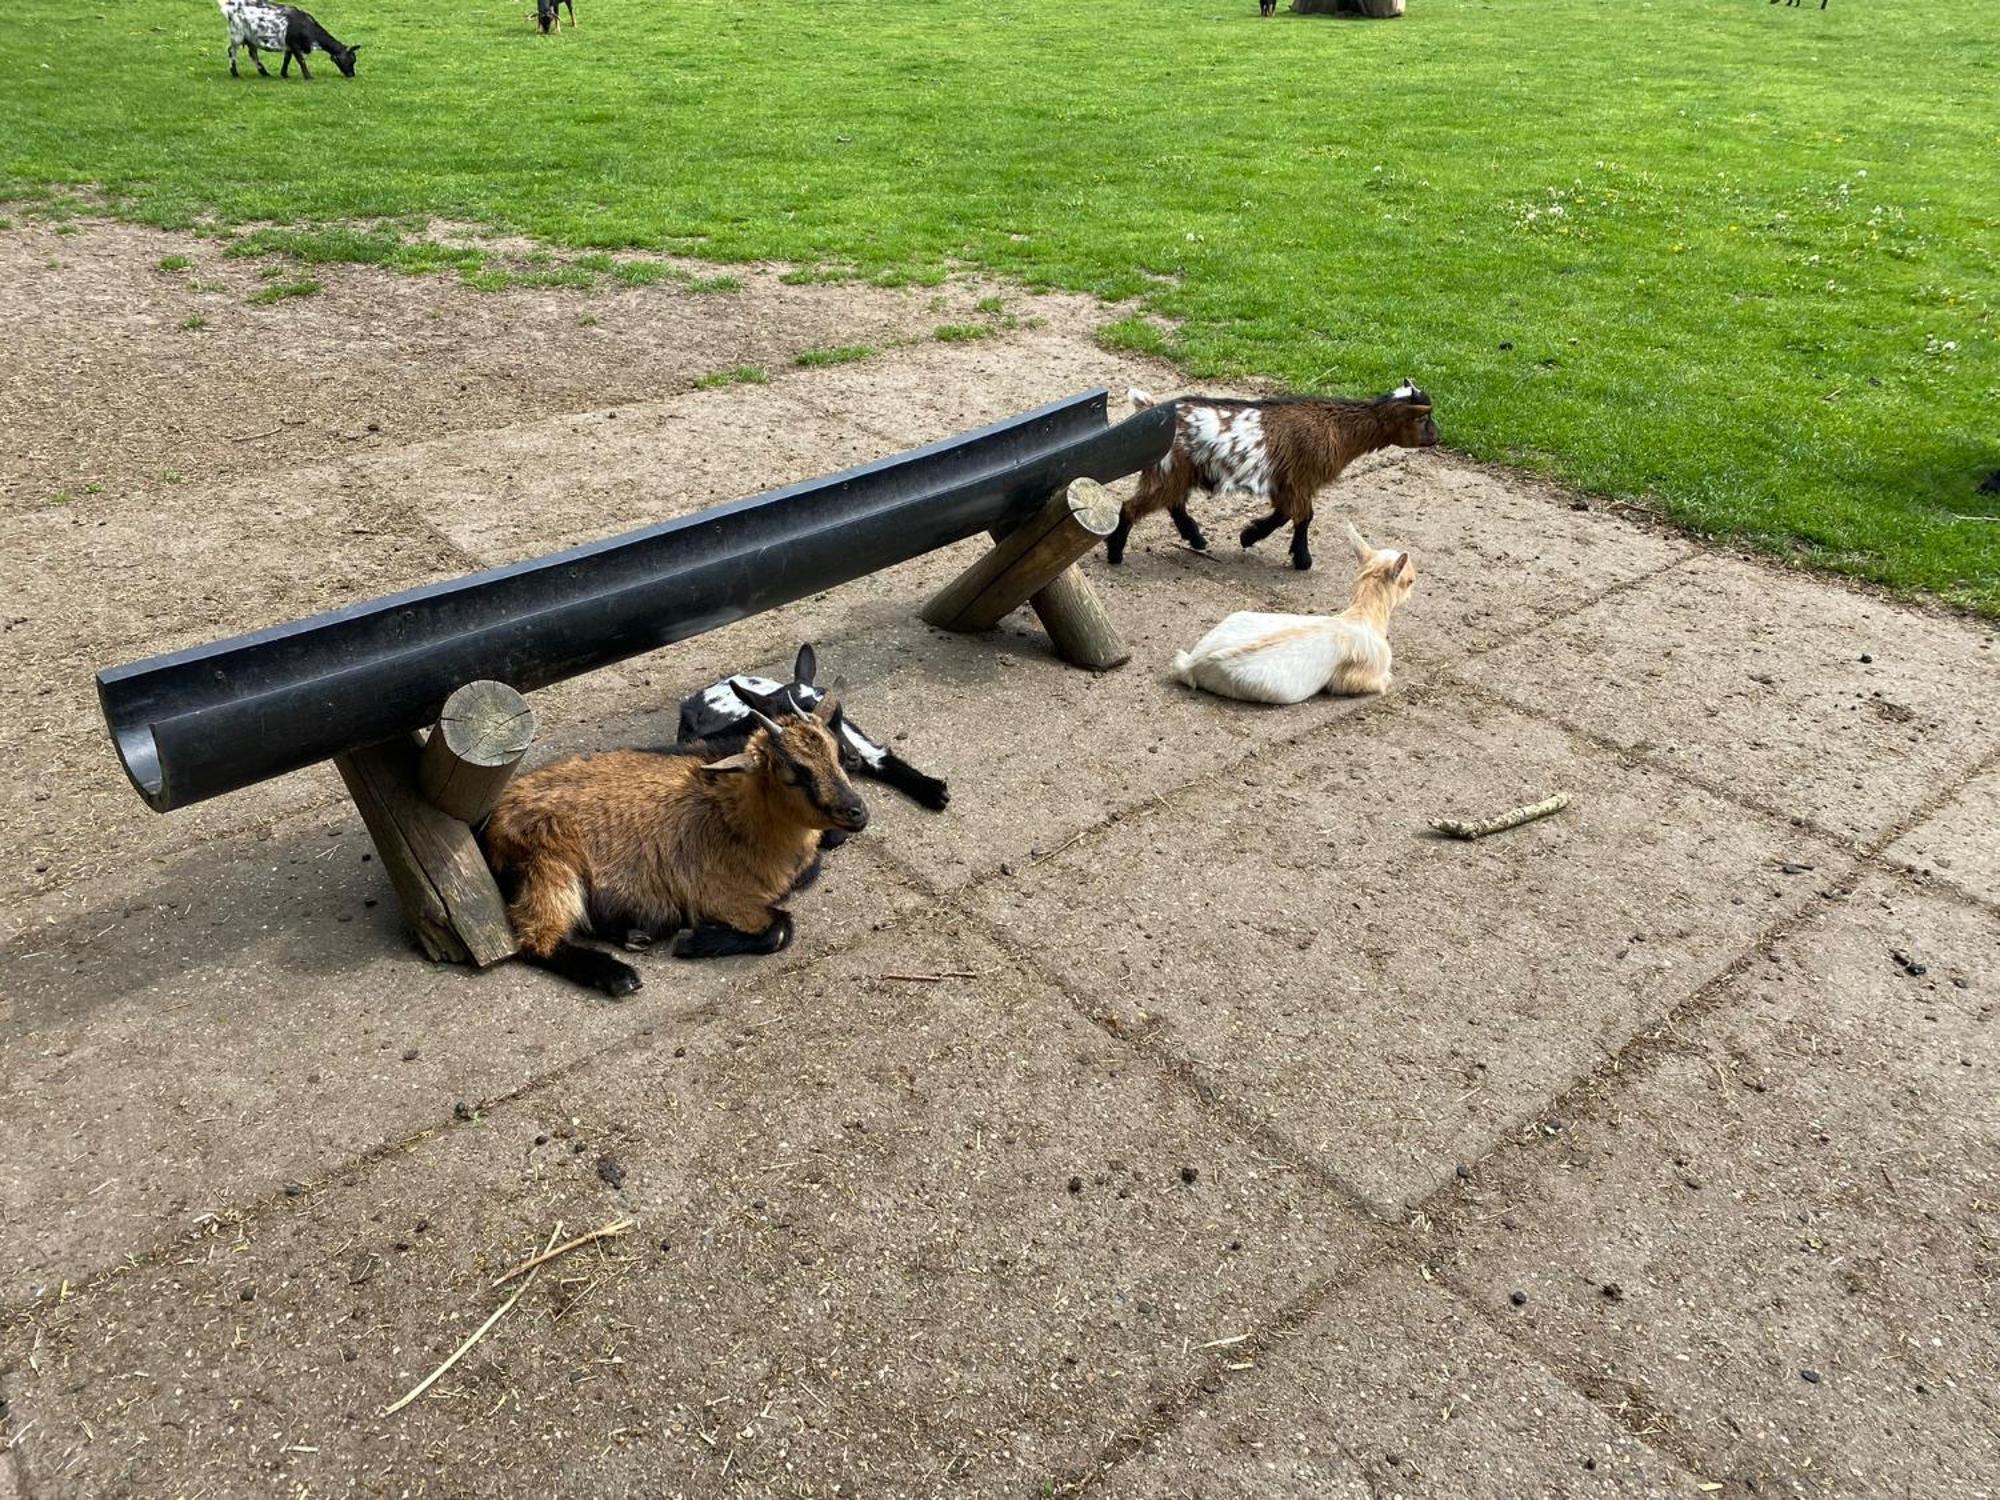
(876, 970), (980, 984)
(1428, 791), (1570, 841)
(383, 1221), (562, 1417)
(490, 1217), (634, 1288)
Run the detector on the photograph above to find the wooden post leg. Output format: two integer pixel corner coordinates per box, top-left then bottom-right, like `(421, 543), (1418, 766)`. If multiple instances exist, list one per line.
(419, 680), (537, 825)
(921, 477), (1131, 669)
(337, 726), (521, 969)
(1022, 566), (1130, 671)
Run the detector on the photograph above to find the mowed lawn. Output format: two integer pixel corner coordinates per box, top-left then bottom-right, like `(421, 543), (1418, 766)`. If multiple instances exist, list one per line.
(3, 0), (1995, 610)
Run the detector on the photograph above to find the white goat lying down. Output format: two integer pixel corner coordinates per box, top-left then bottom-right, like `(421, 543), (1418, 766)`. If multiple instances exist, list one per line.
(1173, 524), (1416, 704)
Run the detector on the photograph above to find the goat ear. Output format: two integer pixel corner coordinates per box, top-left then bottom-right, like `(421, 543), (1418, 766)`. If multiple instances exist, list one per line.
(813, 676), (847, 723)
(734, 681), (789, 719)
(1344, 520), (1372, 563)
(1389, 552), (1411, 581)
(699, 753), (756, 777)
(793, 644), (817, 687)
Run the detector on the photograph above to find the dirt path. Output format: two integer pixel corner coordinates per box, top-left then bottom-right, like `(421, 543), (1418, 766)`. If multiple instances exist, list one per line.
(1, 221), (1995, 1500)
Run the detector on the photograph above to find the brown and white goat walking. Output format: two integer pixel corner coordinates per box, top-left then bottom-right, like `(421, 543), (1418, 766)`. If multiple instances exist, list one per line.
(482, 688), (868, 998)
(1109, 384), (1438, 571)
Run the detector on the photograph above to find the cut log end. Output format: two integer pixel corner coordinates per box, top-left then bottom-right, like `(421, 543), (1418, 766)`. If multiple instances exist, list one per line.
(419, 680), (536, 826)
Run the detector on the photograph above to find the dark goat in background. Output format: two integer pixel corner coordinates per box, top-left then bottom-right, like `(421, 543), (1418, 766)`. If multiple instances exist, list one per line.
(678, 645), (950, 817)
(536, 0), (575, 32)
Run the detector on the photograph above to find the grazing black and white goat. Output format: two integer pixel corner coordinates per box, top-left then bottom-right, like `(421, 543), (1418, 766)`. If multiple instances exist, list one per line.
(218, 0), (359, 78)
(678, 645), (950, 817)
(1110, 384), (1438, 572)
(1771, 0), (1828, 9)
(1259, 0), (1278, 15)
(535, 0), (575, 33)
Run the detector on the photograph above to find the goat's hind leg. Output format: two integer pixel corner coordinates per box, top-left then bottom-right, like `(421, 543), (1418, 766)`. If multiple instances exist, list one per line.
(528, 942), (642, 997)
(674, 911), (796, 959)
(1240, 509), (1285, 551)
(508, 857), (641, 997)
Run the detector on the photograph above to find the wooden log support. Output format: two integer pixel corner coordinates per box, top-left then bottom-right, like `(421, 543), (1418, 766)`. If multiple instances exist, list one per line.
(418, 680), (537, 825)
(336, 730), (519, 969)
(921, 478), (1132, 670)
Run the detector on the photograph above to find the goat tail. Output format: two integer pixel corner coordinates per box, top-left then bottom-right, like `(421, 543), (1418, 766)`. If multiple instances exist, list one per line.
(1128, 386), (1156, 412)
(1171, 649), (1199, 686)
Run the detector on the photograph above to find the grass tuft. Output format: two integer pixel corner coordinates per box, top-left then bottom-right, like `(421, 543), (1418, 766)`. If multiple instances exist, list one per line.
(694, 366), (769, 389)
(795, 344), (876, 368)
(247, 277), (321, 304)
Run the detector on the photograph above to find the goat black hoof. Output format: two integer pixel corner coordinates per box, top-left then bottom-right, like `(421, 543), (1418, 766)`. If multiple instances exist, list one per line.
(1186, 532), (1209, 552)
(1239, 528), (1260, 550)
(621, 929), (655, 952)
(1104, 547), (1126, 566)
(601, 965), (643, 999)
(1292, 554), (1313, 572)
(762, 913), (796, 953)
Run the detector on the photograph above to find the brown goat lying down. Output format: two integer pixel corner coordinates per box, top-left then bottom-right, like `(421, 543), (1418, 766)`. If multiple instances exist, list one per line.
(482, 688), (868, 998)
(1110, 383), (1439, 570)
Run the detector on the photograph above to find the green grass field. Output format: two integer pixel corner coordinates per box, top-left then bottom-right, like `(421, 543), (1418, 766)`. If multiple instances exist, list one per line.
(3, 0), (1995, 610)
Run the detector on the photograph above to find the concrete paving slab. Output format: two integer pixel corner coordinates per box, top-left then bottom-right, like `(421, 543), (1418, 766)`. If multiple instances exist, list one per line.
(1243, 453), (1695, 667)
(1881, 764), (2000, 908)
(1460, 552), (2000, 844)
(971, 693), (1849, 1212)
(1097, 1260), (1707, 1499)
(0, 812), (921, 1298)
(1425, 874), (2000, 1498)
(3, 926), (1375, 1499)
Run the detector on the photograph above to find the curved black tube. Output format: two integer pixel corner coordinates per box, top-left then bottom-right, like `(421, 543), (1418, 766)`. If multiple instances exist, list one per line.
(99, 390), (1175, 812)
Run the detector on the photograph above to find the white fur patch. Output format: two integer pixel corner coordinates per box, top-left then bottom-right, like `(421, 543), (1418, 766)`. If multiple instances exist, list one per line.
(710, 674), (887, 768)
(220, 0), (290, 51)
(1178, 404), (1272, 501)
(1391, 382), (1418, 399)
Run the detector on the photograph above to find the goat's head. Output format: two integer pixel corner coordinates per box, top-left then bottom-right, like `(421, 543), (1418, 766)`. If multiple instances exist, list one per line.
(1381, 381), (1439, 449)
(1345, 522), (1417, 609)
(330, 40), (360, 76)
(705, 683), (870, 834)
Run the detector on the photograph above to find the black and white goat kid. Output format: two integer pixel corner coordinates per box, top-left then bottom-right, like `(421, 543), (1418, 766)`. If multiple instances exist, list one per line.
(218, 0), (360, 77)
(678, 645), (950, 818)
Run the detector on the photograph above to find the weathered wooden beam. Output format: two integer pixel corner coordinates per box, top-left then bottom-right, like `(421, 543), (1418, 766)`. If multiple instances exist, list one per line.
(335, 733), (518, 969)
(921, 478), (1131, 668)
(418, 680), (537, 826)
(1023, 565), (1131, 671)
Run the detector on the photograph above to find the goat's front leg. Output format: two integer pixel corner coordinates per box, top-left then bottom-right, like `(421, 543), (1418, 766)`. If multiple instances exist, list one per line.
(249, 43), (270, 74)
(1289, 515), (1314, 572)
(1240, 510), (1285, 551)
(1104, 510), (1135, 566)
(674, 911), (795, 959)
(229, 40), (239, 76)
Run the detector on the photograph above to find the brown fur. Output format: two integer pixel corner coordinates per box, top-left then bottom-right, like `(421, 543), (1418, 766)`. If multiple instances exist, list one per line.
(1110, 388), (1439, 571)
(482, 694), (866, 994)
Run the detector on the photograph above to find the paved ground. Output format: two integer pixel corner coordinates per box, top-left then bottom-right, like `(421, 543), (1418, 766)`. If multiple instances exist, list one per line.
(1, 222), (1995, 1500)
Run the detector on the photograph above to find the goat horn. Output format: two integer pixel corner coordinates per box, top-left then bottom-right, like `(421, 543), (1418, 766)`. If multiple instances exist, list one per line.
(747, 707), (785, 740)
